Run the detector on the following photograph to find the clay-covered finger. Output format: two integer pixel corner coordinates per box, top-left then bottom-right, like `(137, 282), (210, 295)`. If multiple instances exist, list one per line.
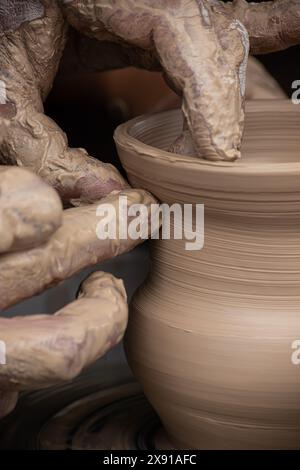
(158, 1), (249, 161)
(0, 188), (156, 310)
(0, 166), (62, 254)
(169, 56), (286, 156)
(0, 271), (127, 391)
(44, 147), (128, 206)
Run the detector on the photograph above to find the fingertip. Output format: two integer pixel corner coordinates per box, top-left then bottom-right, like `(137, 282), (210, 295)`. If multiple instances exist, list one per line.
(78, 271), (127, 303)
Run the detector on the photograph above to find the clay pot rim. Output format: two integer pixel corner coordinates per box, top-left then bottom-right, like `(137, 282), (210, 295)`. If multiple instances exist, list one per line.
(114, 99), (300, 198)
(115, 99), (300, 175)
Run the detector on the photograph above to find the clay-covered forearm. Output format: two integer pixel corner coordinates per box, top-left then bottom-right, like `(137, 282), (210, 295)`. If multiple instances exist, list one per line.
(0, 1), (65, 185)
(221, 0), (300, 54)
(0, 0), (67, 114)
(0, 271), (128, 391)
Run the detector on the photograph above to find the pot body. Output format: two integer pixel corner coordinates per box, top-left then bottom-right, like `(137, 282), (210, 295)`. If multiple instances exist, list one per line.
(125, 213), (300, 449)
(115, 101), (300, 449)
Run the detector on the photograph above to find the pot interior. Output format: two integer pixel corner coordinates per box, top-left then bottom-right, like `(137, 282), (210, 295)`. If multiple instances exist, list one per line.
(128, 100), (300, 165)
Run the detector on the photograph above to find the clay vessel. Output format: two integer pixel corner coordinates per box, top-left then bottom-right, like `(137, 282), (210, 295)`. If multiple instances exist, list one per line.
(114, 100), (300, 449)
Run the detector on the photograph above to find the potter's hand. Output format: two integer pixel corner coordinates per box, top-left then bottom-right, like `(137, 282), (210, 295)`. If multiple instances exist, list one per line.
(0, 0), (127, 206)
(62, 0), (248, 161)
(0, 166), (155, 418)
(61, 0), (300, 162)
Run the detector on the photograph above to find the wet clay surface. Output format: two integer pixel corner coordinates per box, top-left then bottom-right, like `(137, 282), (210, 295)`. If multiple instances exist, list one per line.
(115, 100), (300, 449)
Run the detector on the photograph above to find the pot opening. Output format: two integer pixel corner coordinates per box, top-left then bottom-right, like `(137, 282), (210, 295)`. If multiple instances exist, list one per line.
(128, 100), (300, 166)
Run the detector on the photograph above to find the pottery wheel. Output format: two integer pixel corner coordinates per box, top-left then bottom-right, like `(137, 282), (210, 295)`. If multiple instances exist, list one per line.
(0, 360), (172, 450)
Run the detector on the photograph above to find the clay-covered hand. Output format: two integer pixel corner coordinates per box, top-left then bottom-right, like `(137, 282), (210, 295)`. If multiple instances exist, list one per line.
(47, 0), (300, 160)
(61, 0), (249, 162)
(1, 1), (299, 190)
(0, 0), (128, 206)
(60, 0), (300, 161)
(0, 165), (155, 418)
